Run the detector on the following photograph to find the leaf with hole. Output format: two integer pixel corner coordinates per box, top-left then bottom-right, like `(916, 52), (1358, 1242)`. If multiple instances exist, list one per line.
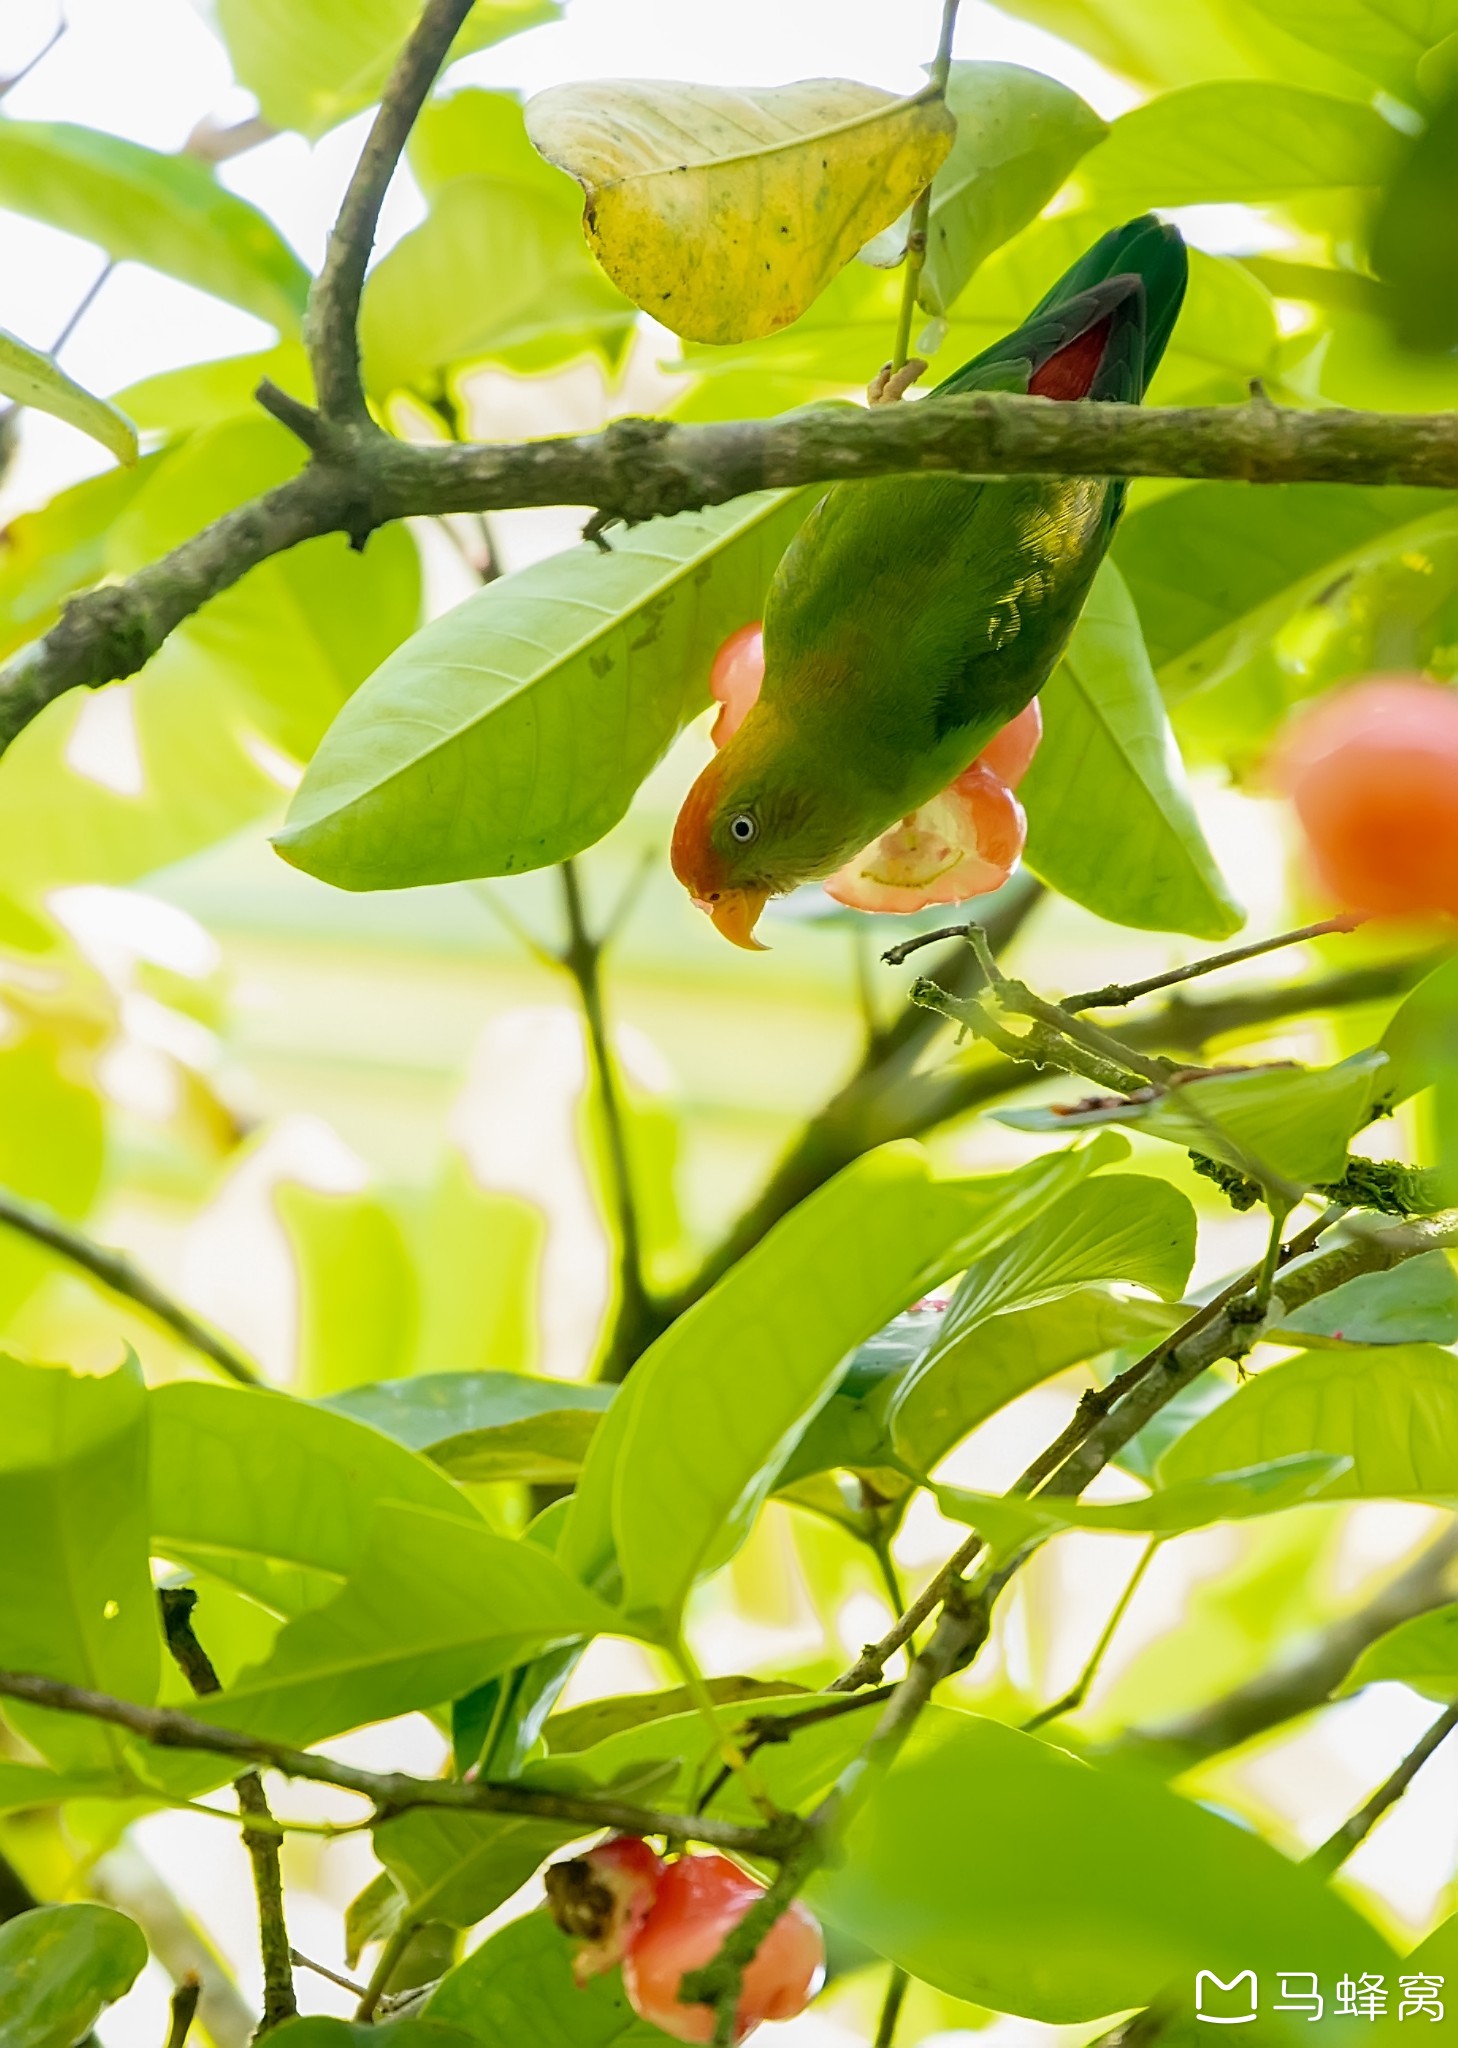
(525, 78), (953, 342)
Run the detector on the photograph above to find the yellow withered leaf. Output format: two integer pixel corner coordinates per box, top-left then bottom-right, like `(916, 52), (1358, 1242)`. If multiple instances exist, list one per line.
(524, 77), (955, 344)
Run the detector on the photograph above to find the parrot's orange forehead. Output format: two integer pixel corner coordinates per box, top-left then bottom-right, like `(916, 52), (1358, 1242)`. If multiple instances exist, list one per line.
(671, 754), (732, 897)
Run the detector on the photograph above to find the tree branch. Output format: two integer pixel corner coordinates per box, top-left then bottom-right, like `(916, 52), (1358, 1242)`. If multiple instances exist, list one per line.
(306, 0), (474, 423)
(160, 1591), (296, 2032)
(1307, 1697), (1458, 1874)
(0, 1185), (263, 1386)
(0, 1667), (805, 1861)
(7, 393), (1458, 754)
(1059, 914), (1368, 1013)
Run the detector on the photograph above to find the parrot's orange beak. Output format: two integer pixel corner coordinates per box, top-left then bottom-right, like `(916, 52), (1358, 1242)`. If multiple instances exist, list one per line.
(694, 887), (770, 951)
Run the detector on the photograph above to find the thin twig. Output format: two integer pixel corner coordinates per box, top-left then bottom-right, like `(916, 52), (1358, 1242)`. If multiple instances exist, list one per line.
(0, 13), (65, 98)
(355, 1921), (415, 2023)
(159, 1591), (297, 2031)
(1061, 914), (1368, 1013)
(1022, 1539), (1159, 1731)
(164, 1978), (201, 2048)
(889, 0), (961, 371)
(289, 1950), (367, 1998)
(558, 861), (654, 1380)
(875, 1966), (911, 2048)
(0, 1186), (262, 1386)
(1307, 1697), (1458, 1875)
(306, 0), (474, 423)
(0, 1667), (806, 1860)
(50, 260), (114, 357)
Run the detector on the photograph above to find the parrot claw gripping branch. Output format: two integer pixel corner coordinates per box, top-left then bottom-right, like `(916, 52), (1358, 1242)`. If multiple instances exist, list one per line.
(671, 216), (1188, 949)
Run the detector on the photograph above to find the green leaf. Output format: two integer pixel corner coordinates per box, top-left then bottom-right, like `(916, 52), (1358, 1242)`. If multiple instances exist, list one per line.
(1076, 84), (1397, 210)
(0, 325), (136, 465)
(265, 2023), (479, 2048)
(0, 1356), (156, 1780)
(1341, 1602), (1458, 1701)
(1159, 1344), (1458, 1500)
(1372, 79), (1458, 350)
(405, 1158), (544, 1377)
(1021, 561), (1241, 939)
(889, 1175), (1196, 1468)
(888, 1289), (1184, 1482)
(1273, 1251), (1458, 1347)
(430, 1411), (607, 1485)
(999, 1051), (1389, 1192)
(544, 1677), (806, 1754)
(149, 1381), (483, 1618)
(276, 492), (811, 890)
(186, 1502), (621, 1749)
(908, 63), (1107, 316)
(989, 0), (1382, 94)
(813, 1707), (1393, 2018)
(565, 1137), (1128, 1628)
(0, 1905), (147, 2048)
(1114, 482), (1453, 712)
(375, 1808), (575, 1931)
(935, 1452), (1348, 1550)
(0, 1763), (115, 1812)
(343, 1869), (402, 1970)
(411, 88), (580, 204)
(360, 177), (633, 396)
(424, 1909), (662, 2046)
(1381, 954), (1458, 1195)
(1260, 0), (1458, 98)
(0, 120), (309, 330)
(213, 0), (559, 140)
(274, 1183), (418, 1399)
(321, 1372), (611, 1450)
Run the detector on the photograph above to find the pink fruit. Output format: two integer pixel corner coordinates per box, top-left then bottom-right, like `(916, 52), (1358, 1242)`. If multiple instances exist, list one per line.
(1272, 676), (1458, 917)
(708, 623), (765, 749)
(622, 1855), (825, 2045)
(976, 697), (1043, 789)
(825, 761), (1026, 914)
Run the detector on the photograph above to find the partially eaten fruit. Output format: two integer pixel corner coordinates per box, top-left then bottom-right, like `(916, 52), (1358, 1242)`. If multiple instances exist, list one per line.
(547, 1840), (825, 2042)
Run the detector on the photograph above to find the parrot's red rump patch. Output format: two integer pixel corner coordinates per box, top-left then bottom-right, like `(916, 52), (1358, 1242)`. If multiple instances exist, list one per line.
(1029, 315), (1112, 401)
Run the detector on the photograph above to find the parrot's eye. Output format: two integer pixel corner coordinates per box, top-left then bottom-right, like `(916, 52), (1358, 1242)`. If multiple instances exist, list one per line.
(728, 813), (758, 844)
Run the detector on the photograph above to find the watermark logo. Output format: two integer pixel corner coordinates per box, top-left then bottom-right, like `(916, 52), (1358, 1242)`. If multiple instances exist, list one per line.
(1195, 1973), (1445, 2025)
(1196, 1973), (1259, 2025)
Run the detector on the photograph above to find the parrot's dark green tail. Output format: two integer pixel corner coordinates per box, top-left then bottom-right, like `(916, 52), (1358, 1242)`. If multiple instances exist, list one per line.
(935, 215), (1187, 404)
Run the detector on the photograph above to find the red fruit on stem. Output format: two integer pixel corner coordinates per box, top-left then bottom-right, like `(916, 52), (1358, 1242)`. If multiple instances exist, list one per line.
(708, 622), (765, 749)
(1272, 676), (1458, 917)
(623, 1855), (825, 2045)
(545, 1835), (665, 1987)
(825, 761), (1026, 913)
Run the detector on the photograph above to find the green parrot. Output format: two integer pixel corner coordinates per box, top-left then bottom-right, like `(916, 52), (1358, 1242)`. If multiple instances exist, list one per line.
(670, 214), (1187, 947)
